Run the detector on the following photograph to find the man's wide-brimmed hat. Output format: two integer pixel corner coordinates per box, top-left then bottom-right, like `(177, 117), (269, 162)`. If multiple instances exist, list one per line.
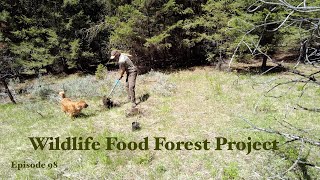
(110, 50), (119, 59)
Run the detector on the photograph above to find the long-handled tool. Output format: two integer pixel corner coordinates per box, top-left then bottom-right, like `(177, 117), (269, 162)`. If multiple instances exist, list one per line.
(107, 79), (120, 98)
(103, 79), (121, 109)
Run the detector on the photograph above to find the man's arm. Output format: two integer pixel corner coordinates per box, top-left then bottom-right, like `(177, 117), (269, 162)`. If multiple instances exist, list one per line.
(119, 69), (125, 80)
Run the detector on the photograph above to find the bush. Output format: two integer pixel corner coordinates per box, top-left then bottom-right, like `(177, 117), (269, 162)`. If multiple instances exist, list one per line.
(21, 73), (127, 102)
(141, 71), (176, 97)
(95, 64), (108, 80)
(59, 76), (105, 97)
(35, 86), (55, 100)
(58, 75), (126, 98)
(28, 76), (55, 100)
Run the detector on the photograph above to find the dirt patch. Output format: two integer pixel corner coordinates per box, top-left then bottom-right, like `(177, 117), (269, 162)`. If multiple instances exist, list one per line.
(230, 61), (287, 74)
(273, 51), (299, 62)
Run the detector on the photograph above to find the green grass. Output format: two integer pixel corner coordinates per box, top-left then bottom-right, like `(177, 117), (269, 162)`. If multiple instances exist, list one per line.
(0, 67), (319, 179)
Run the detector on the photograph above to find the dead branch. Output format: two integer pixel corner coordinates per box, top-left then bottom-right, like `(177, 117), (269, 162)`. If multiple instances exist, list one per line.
(257, 0), (320, 12)
(289, 69), (320, 85)
(296, 104), (320, 112)
(266, 79), (309, 93)
(264, 80), (298, 98)
(297, 160), (320, 170)
(263, 67), (320, 95)
(270, 141), (303, 178)
(229, 0), (320, 69)
(279, 119), (309, 133)
(81, 22), (106, 43)
(240, 116), (320, 147)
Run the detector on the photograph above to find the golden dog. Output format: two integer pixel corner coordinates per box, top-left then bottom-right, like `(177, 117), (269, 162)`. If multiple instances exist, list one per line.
(59, 91), (88, 117)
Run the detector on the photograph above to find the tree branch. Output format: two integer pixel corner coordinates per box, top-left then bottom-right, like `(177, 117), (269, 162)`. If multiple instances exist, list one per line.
(297, 104), (320, 112)
(258, 0), (320, 12)
(240, 116), (320, 147)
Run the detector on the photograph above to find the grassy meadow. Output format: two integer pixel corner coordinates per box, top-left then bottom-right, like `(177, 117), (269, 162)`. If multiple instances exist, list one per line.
(0, 65), (319, 179)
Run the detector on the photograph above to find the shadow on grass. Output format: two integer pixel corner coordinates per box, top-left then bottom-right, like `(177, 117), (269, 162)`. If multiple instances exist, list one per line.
(76, 112), (97, 118)
(298, 158), (312, 180)
(232, 65), (287, 75)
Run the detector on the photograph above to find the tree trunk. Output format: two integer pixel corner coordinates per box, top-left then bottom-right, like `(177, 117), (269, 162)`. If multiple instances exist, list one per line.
(216, 49), (223, 71)
(261, 55), (267, 72)
(298, 40), (307, 62)
(1, 78), (16, 104)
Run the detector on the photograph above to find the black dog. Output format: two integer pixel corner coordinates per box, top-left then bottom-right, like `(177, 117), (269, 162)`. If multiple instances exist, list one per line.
(102, 96), (119, 109)
(132, 122), (141, 131)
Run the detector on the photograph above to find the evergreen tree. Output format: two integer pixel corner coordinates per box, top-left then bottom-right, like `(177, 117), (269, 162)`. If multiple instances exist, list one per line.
(1, 0), (319, 73)
(1, 0), (108, 74)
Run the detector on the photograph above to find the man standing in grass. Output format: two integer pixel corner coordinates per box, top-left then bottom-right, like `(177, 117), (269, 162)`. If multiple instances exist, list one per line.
(110, 50), (138, 108)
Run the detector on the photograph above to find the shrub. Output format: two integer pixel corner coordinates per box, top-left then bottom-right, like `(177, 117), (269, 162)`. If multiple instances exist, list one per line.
(35, 86), (55, 100)
(95, 64), (108, 80)
(28, 76), (55, 100)
(150, 72), (176, 97)
(58, 75), (126, 98)
(59, 76), (104, 97)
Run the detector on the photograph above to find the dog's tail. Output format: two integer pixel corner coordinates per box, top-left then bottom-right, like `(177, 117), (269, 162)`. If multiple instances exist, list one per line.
(59, 91), (66, 98)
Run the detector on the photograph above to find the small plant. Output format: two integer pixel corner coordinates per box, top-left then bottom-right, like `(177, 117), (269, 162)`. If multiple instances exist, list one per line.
(95, 64), (107, 80)
(133, 152), (153, 165)
(206, 75), (223, 95)
(155, 164), (167, 174)
(223, 162), (240, 180)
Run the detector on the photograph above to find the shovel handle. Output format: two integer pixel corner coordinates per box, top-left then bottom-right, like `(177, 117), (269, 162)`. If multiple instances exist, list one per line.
(107, 80), (120, 98)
